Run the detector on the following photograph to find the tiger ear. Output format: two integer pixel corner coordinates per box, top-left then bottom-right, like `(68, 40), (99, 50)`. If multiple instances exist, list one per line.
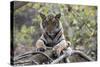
(55, 13), (61, 19)
(40, 13), (46, 20)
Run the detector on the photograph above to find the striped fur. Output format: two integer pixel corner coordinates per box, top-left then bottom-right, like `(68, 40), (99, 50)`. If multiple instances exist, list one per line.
(36, 13), (69, 56)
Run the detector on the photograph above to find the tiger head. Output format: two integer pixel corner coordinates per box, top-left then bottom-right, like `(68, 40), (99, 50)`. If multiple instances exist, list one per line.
(40, 13), (61, 36)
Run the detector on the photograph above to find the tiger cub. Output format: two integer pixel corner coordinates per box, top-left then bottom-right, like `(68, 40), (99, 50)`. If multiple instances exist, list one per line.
(36, 13), (71, 57)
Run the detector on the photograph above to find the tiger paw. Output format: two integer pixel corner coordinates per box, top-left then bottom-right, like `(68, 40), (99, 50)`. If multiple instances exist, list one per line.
(52, 45), (63, 57)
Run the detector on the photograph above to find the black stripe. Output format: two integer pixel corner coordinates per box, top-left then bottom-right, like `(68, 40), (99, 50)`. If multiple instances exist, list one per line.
(46, 28), (61, 40)
(40, 38), (46, 45)
(53, 28), (62, 42)
(57, 39), (65, 44)
(57, 34), (62, 41)
(55, 28), (61, 38)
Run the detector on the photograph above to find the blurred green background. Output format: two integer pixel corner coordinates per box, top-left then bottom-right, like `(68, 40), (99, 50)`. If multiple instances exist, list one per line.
(13, 1), (97, 61)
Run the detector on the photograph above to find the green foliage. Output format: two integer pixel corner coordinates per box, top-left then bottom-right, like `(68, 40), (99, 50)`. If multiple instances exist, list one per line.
(14, 25), (35, 47)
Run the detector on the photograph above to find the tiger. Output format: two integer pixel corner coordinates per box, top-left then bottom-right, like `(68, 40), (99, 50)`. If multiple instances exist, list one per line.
(35, 13), (71, 57)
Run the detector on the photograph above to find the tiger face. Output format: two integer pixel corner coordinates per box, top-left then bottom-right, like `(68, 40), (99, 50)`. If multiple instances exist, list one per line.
(40, 13), (61, 36)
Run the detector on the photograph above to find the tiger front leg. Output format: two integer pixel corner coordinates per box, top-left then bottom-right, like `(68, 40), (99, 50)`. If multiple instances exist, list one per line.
(52, 40), (70, 57)
(35, 39), (46, 52)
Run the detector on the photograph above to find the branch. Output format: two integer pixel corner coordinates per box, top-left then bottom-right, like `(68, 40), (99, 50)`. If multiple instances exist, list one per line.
(14, 60), (39, 65)
(14, 50), (53, 64)
(51, 52), (68, 64)
(51, 50), (94, 64)
(72, 50), (94, 61)
(14, 49), (94, 65)
(14, 51), (52, 61)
